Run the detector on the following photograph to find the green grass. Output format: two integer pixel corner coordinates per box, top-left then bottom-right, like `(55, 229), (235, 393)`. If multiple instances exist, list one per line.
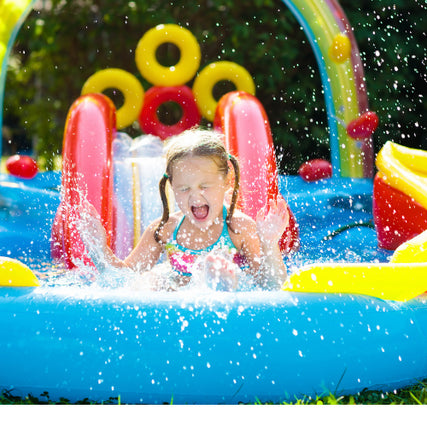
(2, 381), (427, 405)
(282, 382), (427, 405)
(0, 390), (119, 405)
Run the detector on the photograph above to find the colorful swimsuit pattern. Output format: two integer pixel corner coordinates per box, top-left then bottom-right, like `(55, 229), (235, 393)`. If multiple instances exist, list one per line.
(165, 207), (248, 276)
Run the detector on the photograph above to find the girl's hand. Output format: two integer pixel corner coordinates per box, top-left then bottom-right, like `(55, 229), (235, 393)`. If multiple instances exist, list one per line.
(204, 252), (239, 291)
(256, 198), (290, 245)
(78, 200), (107, 246)
(76, 200), (110, 270)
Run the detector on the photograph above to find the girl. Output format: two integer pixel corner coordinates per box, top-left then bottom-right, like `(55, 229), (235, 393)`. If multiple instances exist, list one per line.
(79, 128), (289, 290)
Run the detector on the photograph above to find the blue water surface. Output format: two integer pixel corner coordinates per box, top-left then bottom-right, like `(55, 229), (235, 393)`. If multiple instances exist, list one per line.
(0, 172), (391, 277)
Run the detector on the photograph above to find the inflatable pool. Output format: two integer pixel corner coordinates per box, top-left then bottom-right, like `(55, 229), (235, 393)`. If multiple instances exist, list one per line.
(2, 163), (427, 404)
(2, 4), (427, 405)
(1, 278), (427, 404)
(2, 139), (427, 404)
(1, 175), (427, 404)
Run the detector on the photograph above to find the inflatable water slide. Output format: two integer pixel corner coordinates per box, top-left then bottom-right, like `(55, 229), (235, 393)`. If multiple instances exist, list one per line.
(49, 22), (300, 269)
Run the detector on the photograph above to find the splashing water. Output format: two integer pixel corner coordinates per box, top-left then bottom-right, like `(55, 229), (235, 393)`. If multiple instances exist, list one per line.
(27, 167), (391, 295)
(42, 217), (261, 295)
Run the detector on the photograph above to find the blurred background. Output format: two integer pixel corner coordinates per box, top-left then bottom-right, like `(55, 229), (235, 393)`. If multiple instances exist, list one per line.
(2, 0), (425, 173)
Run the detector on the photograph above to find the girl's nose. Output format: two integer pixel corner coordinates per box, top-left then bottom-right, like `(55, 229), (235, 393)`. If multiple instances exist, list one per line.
(189, 189), (204, 203)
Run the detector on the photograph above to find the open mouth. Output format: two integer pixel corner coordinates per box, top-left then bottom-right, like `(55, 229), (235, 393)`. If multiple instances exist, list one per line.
(191, 205), (209, 221)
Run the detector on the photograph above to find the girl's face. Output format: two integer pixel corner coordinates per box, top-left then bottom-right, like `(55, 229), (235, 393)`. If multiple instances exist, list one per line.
(170, 155), (229, 230)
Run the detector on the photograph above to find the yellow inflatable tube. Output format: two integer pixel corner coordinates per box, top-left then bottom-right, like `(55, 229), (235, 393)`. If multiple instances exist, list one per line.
(0, 257), (39, 287)
(284, 230), (427, 302)
(376, 141), (427, 209)
(283, 262), (426, 302)
(81, 68), (144, 129)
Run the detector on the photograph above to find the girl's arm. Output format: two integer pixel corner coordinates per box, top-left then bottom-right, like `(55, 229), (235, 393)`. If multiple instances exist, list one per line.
(124, 220), (164, 271)
(78, 200), (163, 272)
(255, 198), (290, 288)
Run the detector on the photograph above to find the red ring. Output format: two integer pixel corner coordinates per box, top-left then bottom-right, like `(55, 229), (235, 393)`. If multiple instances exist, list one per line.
(138, 85), (201, 139)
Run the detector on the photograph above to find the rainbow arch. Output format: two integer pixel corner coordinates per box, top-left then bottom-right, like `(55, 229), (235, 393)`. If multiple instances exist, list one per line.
(0, 0), (373, 177)
(282, 0), (373, 177)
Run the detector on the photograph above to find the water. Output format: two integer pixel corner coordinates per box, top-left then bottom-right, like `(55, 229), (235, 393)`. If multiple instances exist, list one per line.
(0, 158), (420, 406)
(4, 171), (391, 292)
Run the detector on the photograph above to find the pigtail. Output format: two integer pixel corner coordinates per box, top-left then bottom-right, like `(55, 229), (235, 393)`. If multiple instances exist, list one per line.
(226, 154), (240, 230)
(154, 174), (170, 243)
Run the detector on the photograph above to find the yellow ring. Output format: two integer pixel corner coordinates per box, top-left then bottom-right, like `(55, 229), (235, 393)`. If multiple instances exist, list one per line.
(81, 68), (144, 129)
(135, 24), (201, 86)
(193, 61), (255, 121)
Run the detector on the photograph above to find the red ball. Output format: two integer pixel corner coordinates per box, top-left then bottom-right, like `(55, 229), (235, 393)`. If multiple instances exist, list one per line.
(6, 155), (38, 179)
(298, 159), (332, 182)
(346, 111), (379, 139)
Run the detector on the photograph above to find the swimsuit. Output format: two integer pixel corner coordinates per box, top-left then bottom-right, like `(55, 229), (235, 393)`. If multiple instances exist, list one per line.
(165, 206), (248, 276)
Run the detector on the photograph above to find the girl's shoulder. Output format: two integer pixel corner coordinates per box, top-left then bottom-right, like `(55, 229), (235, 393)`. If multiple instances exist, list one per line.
(168, 211), (184, 228)
(228, 209), (260, 259)
(228, 209), (257, 234)
(149, 211), (183, 244)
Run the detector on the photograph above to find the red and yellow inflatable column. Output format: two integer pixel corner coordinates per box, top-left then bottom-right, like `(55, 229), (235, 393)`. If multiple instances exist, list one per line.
(373, 142), (427, 250)
(51, 94), (116, 268)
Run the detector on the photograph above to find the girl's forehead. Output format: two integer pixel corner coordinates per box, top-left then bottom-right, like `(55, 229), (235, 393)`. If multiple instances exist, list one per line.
(171, 155), (221, 175)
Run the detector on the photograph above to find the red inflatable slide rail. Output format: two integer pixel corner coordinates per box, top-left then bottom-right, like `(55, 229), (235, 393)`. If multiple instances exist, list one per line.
(214, 91), (299, 254)
(51, 94), (116, 268)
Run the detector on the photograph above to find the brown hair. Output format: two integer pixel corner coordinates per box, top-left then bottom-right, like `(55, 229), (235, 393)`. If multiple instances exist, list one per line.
(154, 128), (240, 243)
